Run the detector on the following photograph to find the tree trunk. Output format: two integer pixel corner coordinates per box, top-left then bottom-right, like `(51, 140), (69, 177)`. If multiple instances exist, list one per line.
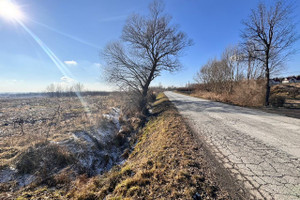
(139, 88), (149, 116)
(138, 62), (157, 116)
(265, 56), (270, 106)
(247, 56), (251, 80)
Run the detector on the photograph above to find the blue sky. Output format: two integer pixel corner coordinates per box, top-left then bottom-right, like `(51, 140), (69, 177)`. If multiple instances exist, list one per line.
(0, 0), (299, 92)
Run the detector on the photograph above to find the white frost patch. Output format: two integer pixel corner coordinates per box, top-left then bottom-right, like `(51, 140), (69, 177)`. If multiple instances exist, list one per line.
(97, 107), (121, 143)
(0, 168), (35, 188)
(73, 132), (94, 143)
(16, 174), (35, 187)
(63, 107), (125, 175)
(0, 168), (15, 183)
(102, 107), (121, 129)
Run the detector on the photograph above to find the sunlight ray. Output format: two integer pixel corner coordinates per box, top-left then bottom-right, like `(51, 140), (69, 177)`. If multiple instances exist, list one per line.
(17, 19), (92, 120)
(0, 0), (92, 120)
(30, 19), (101, 49)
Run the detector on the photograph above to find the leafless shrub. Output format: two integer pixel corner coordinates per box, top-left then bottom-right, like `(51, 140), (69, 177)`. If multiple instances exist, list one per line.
(230, 80), (265, 107)
(194, 46), (246, 94)
(193, 80), (265, 107)
(121, 92), (141, 117)
(13, 118), (25, 135)
(45, 104), (61, 140)
(14, 142), (74, 175)
(269, 95), (286, 107)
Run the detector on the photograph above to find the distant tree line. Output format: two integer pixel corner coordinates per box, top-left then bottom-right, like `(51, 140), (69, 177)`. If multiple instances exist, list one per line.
(0, 91), (112, 98)
(45, 83), (113, 97)
(45, 82), (84, 97)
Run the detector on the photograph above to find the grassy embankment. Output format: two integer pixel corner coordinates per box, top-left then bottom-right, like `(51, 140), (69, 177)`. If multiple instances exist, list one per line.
(65, 93), (230, 199)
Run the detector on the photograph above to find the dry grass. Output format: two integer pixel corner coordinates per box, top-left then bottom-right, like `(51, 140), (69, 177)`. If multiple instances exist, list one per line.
(261, 83), (300, 118)
(67, 93), (230, 199)
(0, 95), (120, 149)
(270, 83), (300, 107)
(0, 96), (103, 167)
(0, 94), (129, 199)
(271, 83), (300, 98)
(190, 81), (300, 108)
(191, 80), (265, 107)
(181, 81), (300, 118)
(3, 93), (233, 199)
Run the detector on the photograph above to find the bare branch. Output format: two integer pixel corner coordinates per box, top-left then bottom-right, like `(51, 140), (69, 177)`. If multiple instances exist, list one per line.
(241, 0), (298, 105)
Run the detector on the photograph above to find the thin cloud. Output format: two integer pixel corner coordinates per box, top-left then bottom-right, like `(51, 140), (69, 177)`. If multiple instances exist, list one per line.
(99, 14), (127, 22)
(94, 63), (102, 67)
(60, 76), (75, 83)
(64, 60), (78, 66)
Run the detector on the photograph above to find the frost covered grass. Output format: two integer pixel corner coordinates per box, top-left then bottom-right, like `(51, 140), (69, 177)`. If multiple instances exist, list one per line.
(0, 94), (137, 199)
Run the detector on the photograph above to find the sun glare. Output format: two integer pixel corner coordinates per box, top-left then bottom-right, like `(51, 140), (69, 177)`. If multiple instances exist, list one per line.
(0, 0), (24, 21)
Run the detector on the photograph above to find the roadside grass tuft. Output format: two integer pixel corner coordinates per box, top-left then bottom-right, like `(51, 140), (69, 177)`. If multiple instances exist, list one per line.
(14, 142), (74, 176)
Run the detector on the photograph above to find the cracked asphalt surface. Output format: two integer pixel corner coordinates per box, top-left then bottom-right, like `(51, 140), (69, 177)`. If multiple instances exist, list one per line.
(165, 91), (300, 200)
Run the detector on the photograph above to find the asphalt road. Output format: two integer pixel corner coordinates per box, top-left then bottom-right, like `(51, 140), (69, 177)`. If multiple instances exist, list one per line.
(165, 91), (300, 200)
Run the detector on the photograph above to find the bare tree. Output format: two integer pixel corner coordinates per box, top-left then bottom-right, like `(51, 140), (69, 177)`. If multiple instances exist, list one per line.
(45, 82), (85, 97)
(241, 41), (264, 80)
(73, 82), (84, 93)
(222, 45), (245, 82)
(103, 0), (192, 115)
(195, 45), (247, 94)
(46, 83), (56, 97)
(241, 0), (298, 106)
(194, 58), (233, 93)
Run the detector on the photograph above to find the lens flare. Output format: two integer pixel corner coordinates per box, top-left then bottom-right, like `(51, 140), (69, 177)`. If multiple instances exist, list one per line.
(1, 1), (92, 120)
(16, 20), (92, 120)
(0, 0), (24, 21)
